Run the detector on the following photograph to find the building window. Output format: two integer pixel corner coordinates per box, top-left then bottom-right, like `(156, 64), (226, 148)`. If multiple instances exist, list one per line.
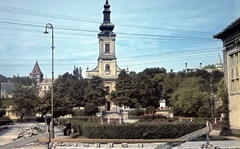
(105, 44), (110, 53)
(236, 53), (239, 77)
(229, 52), (240, 93)
(105, 64), (110, 72)
(230, 55), (234, 79)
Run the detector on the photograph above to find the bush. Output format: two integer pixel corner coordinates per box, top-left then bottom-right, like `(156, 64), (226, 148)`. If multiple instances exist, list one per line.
(36, 117), (45, 122)
(72, 109), (85, 116)
(145, 106), (156, 113)
(84, 103), (99, 116)
(0, 110), (6, 117)
(128, 108), (144, 116)
(197, 106), (211, 117)
(59, 116), (97, 134)
(71, 121), (205, 139)
(0, 116), (13, 126)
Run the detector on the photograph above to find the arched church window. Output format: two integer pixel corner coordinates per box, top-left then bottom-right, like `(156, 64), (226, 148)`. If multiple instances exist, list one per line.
(105, 64), (110, 72)
(105, 44), (110, 53)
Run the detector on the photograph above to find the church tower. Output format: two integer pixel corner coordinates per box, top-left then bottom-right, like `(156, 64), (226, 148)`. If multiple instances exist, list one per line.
(86, 0), (121, 93)
(29, 61), (43, 87)
(215, 53), (223, 72)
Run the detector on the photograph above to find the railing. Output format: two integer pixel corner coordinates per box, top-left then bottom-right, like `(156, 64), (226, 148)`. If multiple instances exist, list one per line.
(38, 138), (184, 149)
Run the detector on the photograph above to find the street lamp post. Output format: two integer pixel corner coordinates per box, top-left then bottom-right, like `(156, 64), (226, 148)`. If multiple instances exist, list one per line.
(44, 23), (55, 138)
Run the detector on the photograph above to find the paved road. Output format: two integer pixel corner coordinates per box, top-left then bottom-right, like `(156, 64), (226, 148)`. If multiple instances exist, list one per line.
(0, 123), (69, 149)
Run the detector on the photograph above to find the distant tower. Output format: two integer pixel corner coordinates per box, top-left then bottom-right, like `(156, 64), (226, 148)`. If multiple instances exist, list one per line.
(199, 63), (202, 69)
(86, 0), (121, 110)
(215, 53), (223, 72)
(29, 61), (43, 87)
(185, 62), (188, 73)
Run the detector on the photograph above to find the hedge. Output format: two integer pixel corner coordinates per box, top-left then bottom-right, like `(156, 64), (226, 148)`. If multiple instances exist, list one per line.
(70, 121), (205, 139)
(0, 116), (13, 126)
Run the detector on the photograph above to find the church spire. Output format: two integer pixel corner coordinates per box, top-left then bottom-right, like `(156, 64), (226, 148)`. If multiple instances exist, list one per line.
(215, 53), (223, 71)
(30, 61), (43, 75)
(99, 0), (115, 32)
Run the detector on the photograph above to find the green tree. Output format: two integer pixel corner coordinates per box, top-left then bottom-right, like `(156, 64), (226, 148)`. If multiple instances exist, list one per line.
(34, 91), (51, 117)
(35, 72), (79, 118)
(7, 76), (39, 122)
(85, 76), (106, 106)
(145, 106), (156, 113)
(211, 70), (224, 93)
(163, 71), (184, 104)
(111, 70), (134, 107)
(142, 67), (167, 78)
(53, 72), (78, 117)
(202, 64), (216, 70)
(68, 79), (88, 107)
(84, 103), (99, 116)
(217, 78), (232, 136)
(169, 77), (210, 117)
(0, 74), (8, 83)
(132, 73), (156, 108)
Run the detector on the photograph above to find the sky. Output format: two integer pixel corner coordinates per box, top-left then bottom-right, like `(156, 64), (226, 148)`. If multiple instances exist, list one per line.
(0, 0), (239, 78)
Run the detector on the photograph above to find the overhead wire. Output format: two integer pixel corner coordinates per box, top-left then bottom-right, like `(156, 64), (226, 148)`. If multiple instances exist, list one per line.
(0, 5), (222, 74)
(0, 20), (213, 42)
(0, 5), (214, 34)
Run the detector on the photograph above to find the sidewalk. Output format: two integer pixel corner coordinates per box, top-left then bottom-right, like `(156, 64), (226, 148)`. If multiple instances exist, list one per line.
(0, 123), (70, 149)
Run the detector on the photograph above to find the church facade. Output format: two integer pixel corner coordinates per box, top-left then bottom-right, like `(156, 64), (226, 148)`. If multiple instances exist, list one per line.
(86, 0), (122, 110)
(214, 17), (240, 132)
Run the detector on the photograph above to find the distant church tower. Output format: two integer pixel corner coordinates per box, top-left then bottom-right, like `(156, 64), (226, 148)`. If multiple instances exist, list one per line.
(29, 61), (43, 87)
(86, 0), (121, 110)
(215, 53), (223, 72)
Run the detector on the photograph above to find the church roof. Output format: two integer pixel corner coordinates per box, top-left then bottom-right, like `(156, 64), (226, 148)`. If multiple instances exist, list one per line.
(40, 78), (54, 84)
(216, 53), (222, 64)
(30, 61), (43, 75)
(99, 0), (115, 32)
(213, 17), (240, 39)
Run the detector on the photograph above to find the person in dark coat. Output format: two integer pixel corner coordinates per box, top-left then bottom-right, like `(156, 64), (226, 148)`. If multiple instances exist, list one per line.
(64, 121), (71, 136)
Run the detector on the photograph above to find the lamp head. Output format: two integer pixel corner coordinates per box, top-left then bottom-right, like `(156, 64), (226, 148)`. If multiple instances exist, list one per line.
(44, 26), (49, 34)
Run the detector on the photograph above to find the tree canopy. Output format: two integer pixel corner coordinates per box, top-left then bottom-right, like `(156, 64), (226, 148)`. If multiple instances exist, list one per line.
(7, 76), (39, 121)
(169, 77), (210, 117)
(111, 67), (224, 117)
(35, 73), (106, 117)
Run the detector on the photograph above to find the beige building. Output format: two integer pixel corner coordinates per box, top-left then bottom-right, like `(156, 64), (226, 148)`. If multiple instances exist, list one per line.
(86, 0), (122, 110)
(39, 78), (53, 97)
(214, 17), (240, 131)
(29, 61), (55, 97)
